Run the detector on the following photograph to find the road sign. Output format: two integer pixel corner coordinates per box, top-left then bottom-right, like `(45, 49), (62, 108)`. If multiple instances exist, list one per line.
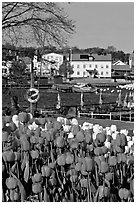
(26, 88), (40, 103)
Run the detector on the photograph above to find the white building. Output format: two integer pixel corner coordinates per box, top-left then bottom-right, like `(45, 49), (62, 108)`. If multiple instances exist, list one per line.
(70, 53), (112, 78)
(41, 53), (63, 75)
(2, 61), (11, 76)
(129, 51), (134, 70)
(113, 60), (127, 66)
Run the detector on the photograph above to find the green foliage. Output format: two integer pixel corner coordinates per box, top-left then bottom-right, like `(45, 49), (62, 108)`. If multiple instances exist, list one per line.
(59, 60), (74, 78)
(10, 60), (26, 76)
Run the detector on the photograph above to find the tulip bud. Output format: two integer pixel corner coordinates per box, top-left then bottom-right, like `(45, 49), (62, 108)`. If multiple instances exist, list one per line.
(6, 177), (17, 190)
(57, 154), (66, 166)
(76, 130), (85, 143)
(32, 173), (42, 183)
(108, 156), (117, 166)
(32, 183), (42, 194)
(41, 165), (52, 177)
(31, 150), (39, 159)
(56, 136), (65, 148)
(100, 161), (109, 173)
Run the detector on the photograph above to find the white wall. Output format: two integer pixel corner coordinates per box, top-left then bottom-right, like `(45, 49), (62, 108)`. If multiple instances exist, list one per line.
(70, 61), (111, 78)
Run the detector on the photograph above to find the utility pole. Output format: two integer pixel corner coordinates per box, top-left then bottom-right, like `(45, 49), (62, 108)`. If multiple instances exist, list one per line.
(30, 58), (34, 114)
(30, 50), (37, 114)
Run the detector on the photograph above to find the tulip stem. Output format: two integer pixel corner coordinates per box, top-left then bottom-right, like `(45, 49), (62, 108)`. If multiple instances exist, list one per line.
(95, 164), (99, 187)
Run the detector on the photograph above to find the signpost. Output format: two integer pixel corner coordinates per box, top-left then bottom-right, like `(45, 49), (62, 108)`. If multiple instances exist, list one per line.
(27, 50), (40, 114)
(26, 88), (40, 104)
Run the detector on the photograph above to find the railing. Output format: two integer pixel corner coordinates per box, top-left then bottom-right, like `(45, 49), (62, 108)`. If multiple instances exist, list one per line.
(78, 110), (134, 122)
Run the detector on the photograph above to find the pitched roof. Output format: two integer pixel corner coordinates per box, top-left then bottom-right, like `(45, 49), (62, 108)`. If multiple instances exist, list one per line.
(71, 53), (111, 61)
(112, 60), (126, 66)
(112, 65), (131, 71)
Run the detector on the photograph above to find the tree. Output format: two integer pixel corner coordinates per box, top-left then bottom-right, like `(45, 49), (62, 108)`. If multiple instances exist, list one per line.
(2, 2), (75, 47)
(107, 46), (116, 53)
(59, 60), (74, 78)
(9, 60), (29, 86)
(10, 60), (26, 76)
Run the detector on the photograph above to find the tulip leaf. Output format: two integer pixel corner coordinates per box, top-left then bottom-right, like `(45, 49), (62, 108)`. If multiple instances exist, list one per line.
(10, 171), (27, 201)
(24, 160), (29, 183)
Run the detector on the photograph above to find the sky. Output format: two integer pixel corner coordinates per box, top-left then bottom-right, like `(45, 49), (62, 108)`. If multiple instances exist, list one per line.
(61, 2), (134, 53)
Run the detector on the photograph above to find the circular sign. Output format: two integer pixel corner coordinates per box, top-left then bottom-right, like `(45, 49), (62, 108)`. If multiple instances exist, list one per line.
(26, 88), (40, 103)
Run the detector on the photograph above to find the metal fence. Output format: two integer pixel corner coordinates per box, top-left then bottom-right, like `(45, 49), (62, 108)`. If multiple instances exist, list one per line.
(78, 110), (134, 122)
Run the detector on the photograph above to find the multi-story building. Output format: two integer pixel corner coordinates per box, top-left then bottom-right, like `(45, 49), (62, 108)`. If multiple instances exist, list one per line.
(41, 53), (63, 75)
(2, 61), (11, 76)
(69, 53), (112, 78)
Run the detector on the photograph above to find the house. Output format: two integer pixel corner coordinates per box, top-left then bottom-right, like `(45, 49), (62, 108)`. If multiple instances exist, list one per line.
(41, 53), (63, 75)
(2, 61), (11, 76)
(69, 53), (112, 78)
(112, 60), (127, 66)
(111, 65), (131, 78)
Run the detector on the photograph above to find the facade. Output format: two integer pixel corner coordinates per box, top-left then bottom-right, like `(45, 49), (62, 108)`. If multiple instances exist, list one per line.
(112, 65), (131, 77)
(2, 61), (11, 76)
(70, 53), (112, 78)
(41, 53), (63, 76)
(129, 51), (134, 71)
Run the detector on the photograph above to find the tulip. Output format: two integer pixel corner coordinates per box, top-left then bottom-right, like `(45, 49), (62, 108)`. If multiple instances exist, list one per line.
(6, 177), (18, 190)
(118, 188), (130, 201)
(105, 172), (113, 181)
(76, 130), (85, 143)
(108, 156), (117, 166)
(32, 183), (42, 194)
(116, 133), (127, 147)
(104, 141), (111, 149)
(71, 118), (78, 126)
(110, 125), (117, 132)
(98, 186), (110, 199)
(32, 173), (42, 183)
(80, 178), (88, 188)
(41, 165), (52, 177)
(71, 125), (80, 136)
(57, 154), (66, 166)
(94, 147), (102, 156)
(68, 132), (74, 139)
(31, 150), (39, 159)
(53, 121), (62, 130)
(85, 157), (94, 172)
(100, 161), (109, 173)
(75, 162), (82, 172)
(18, 112), (29, 123)
(65, 152), (74, 164)
(56, 136), (65, 148)
(2, 131), (9, 142)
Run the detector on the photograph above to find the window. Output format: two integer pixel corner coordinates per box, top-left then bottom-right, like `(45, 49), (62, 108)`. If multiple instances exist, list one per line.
(77, 71), (80, 75)
(83, 71), (86, 76)
(95, 65), (97, 68)
(101, 65), (103, 68)
(106, 72), (109, 75)
(77, 65), (80, 68)
(72, 65), (74, 68)
(101, 71), (103, 75)
(83, 64), (86, 68)
(106, 65), (109, 68)
(89, 64), (92, 68)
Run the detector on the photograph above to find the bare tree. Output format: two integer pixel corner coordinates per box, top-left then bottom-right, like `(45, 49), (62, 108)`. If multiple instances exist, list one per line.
(2, 2), (75, 47)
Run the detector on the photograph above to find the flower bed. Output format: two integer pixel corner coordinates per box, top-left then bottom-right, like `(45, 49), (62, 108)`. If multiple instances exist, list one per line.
(2, 112), (134, 202)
